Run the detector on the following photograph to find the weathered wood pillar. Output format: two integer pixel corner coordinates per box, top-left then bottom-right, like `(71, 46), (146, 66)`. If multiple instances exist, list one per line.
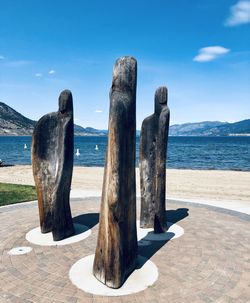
(32, 90), (75, 241)
(139, 87), (170, 233)
(93, 57), (138, 289)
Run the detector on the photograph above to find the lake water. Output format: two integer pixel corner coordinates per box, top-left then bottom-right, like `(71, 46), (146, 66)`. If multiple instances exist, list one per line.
(0, 136), (250, 171)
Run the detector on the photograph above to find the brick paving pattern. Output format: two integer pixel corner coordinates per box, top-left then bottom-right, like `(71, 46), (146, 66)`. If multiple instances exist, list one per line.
(0, 197), (249, 303)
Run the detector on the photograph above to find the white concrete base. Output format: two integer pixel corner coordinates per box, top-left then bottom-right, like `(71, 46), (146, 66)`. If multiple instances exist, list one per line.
(26, 223), (91, 246)
(8, 246), (32, 255)
(69, 254), (158, 296)
(137, 221), (184, 242)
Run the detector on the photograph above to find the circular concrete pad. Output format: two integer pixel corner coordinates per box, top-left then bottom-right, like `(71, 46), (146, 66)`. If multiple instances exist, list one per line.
(26, 223), (91, 246)
(69, 254), (158, 296)
(8, 246), (32, 255)
(137, 221), (184, 241)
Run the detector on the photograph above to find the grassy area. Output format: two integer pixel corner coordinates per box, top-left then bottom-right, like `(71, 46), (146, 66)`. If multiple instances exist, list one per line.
(0, 183), (37, 206)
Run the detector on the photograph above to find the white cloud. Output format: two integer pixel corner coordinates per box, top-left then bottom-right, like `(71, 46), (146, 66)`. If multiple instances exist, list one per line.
(48, 69), (56, 74)
(35, 73), (42, 77)
(193, 46), (230, 62)
(95, 110), (102, 113)
(225, 0), (250, 26)
(5, 60), (32, 67)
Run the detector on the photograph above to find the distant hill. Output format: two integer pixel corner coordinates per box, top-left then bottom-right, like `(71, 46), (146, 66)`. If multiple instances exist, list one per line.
(1, 101), (249, 136)
(206, 119), (250, 136)
(169, 121), (226, 136)
(74, 125), (106, 136)
(169, 120), (250, 136)
(0, 102), (36, 135)
(0, 102), (106, 136)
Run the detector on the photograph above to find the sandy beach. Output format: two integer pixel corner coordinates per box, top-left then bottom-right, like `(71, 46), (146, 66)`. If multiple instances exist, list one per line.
(0, 165), (249, 204)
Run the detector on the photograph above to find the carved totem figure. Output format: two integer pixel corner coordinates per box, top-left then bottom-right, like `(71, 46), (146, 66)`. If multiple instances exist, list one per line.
(93, 57), (138, 289)
(32, 90), (75, 241)
(140, 87), (170, 233)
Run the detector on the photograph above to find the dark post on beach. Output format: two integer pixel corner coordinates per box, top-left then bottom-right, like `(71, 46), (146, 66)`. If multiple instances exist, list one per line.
(32, 90), (75, 241)
(93, 56), (138, 289)
(140, 86), (170, 233)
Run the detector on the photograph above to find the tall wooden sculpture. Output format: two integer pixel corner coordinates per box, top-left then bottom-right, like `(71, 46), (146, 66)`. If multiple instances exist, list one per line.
(140, 87), (170, 233)
(93, 57), (138, 289)
(32, 90), (75, 241)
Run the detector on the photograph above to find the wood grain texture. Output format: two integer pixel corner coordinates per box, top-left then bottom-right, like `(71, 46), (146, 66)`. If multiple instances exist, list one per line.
(140, 87), (170, 233)
(32, 90), (75, 241)
(93, 57), (138, 289)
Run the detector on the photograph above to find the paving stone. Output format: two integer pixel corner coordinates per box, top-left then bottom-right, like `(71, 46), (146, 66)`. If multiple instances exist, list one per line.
(0, 198), (249, 302)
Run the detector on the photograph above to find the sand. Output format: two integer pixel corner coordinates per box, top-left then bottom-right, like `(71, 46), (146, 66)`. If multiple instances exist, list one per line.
(0, 165), (249, 204)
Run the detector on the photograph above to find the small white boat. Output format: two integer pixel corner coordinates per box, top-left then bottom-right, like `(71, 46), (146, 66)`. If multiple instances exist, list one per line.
(95, 145), (99, 150)
(24, 144), (27, 149)
(76, 148), (80, 156)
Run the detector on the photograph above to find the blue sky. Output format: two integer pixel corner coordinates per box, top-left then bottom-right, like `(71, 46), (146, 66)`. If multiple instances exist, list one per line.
(0, 0), (250, 129)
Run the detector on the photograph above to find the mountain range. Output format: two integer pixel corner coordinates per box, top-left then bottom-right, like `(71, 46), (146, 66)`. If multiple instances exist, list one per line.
(0, 101), (249, 136)
(169, 120), (250, 136)
(0, 102), (106, 136)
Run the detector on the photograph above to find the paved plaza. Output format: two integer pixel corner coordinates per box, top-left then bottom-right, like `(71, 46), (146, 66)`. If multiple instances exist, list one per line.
(0, 197), (249, 303)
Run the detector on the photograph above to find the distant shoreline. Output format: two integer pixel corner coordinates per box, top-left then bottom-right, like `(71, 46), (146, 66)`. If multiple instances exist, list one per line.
(1, 101), (249, 136)
(1, 134), (250, 137)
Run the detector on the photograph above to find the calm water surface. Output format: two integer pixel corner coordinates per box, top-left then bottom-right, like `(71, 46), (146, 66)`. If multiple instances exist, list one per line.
(0, 136), (249, 171)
